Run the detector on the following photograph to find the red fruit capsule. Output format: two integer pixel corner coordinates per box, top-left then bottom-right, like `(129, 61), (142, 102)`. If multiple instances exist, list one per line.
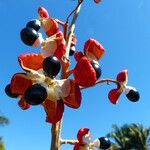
(94, 0), (101, 4)
(84, 38), (104, 61)
(18, 97), (30, 110)
(116, 70), (128, 83)
(77, 128), (90, 144)
(63, 80), (81, 109)
(73, 56), (97, 87)
(42, 99), (64, 124)
(38, 6), (49, 19)
(108, 88), (122, 104)
(74, 51), (84, 62)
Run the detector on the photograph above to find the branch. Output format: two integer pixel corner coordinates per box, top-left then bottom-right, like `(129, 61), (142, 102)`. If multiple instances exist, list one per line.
(60, 139), (78, 145)
(66, 0), (83, 23)
(50, 2), (83, 150)
(61, 2), (82, 79)
(65, 2), (82, 58)
(81, 78), (120, 90)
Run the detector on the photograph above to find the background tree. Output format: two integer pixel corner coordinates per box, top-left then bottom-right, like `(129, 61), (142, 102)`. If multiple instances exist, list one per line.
(0, 115), (9, 150)
(107, 124), (150, 150)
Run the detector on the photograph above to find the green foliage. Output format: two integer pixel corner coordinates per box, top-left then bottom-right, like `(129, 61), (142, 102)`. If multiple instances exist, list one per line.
(0, 138), (5, 150)
(0, 116), (9, 126)
(0, 115), (9, 150)
(107, 124), (150, 150)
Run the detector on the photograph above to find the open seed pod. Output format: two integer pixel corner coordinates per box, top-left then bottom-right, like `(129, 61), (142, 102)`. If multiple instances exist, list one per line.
(77, 128), (90, 144)
(84, 38), (105, 61)
(108, 86), (123, 104)
(73, 55), (97, 87)
(18, 97), (30, 110)
(41, 78), (82, 124)
(42, 99), (64, 124)
(38, 6), (49, 19)
(18, 53), (44, 72)
(40, 18), (59, 37)
(40, 31), (66, 60)
(116, 69), (128, 84)
(10, 73), (33, 96)
(108, 70), (128, 104)
(62, 80), (81, 109)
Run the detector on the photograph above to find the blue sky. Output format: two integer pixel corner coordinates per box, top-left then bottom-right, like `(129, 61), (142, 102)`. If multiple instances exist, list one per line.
(0, 0), (150, 150)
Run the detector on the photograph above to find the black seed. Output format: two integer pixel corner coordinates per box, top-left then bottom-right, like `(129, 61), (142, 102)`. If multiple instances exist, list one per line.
(91, 61), (102, 79)
(43, 56), (61, 78)
(69, 46), (76, 56)
(20, 27), (39, 46)
(99, 137), (111, 149)
(126, 89), (140, 102)
(26, 19), (41, 31)
(5, 84), (18, 98)
(24, 84), (47, 105)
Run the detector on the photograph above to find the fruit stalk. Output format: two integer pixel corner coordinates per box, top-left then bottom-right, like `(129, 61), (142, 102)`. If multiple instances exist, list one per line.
(81, 78), (120, 90)
(50, 2), (83, 150)
(60, 139), (78, 145)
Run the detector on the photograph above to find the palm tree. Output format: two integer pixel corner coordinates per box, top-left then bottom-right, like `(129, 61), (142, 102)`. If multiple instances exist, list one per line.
(107, 124), (150, 150)
(0, 139), (5, 150)
(0, 115), (9, 150)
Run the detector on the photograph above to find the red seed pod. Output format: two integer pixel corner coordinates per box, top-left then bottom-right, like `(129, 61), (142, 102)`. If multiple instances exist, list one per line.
(74, 51), (84, 62)
(38, 6), (49, 19)
(63, 80), (81, 109)
(10, 73), (33, 95)
(84, 38), (105, 61)
(73, 56), (97, 87)
(18, 53), (44, 71)
(40, 31), (66, 60)
(116, 69), (128, 83)
(94, 0), (101, 4)
(42, 99), (64, 124)
(18, 97), (30, 110)
(77, 128), (90, 144)
(73, 143), (80, 150)
(108, 87), (122, 104)
(41, 18), (59, 37)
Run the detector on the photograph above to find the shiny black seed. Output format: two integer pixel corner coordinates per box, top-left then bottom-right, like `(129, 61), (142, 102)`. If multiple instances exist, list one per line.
(24, 84), (47, 105)
(126, 89), (140, 102)
(69, 46), (76, 56)
(91, 61), (102, 79)
(43, 56), (61, 78)
(99, 137), (111, 149)
(20, 27), (39, 46)
(5, 84), (18, 98)
(26, 19), (41, 31)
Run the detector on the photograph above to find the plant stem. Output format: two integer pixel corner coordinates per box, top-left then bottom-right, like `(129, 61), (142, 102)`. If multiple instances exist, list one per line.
(60, 139), (78, 145)
(81, 78), (120, 90)
(50, 123), (60, 150)
(50, 2), (83, 150)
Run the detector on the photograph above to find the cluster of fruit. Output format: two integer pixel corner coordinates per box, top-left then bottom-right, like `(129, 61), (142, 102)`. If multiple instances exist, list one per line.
(5, 5), (140, 126)
(5, 6), (105, 124)
(74, 128), (111, 150)
(108, 70), (140, 104)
